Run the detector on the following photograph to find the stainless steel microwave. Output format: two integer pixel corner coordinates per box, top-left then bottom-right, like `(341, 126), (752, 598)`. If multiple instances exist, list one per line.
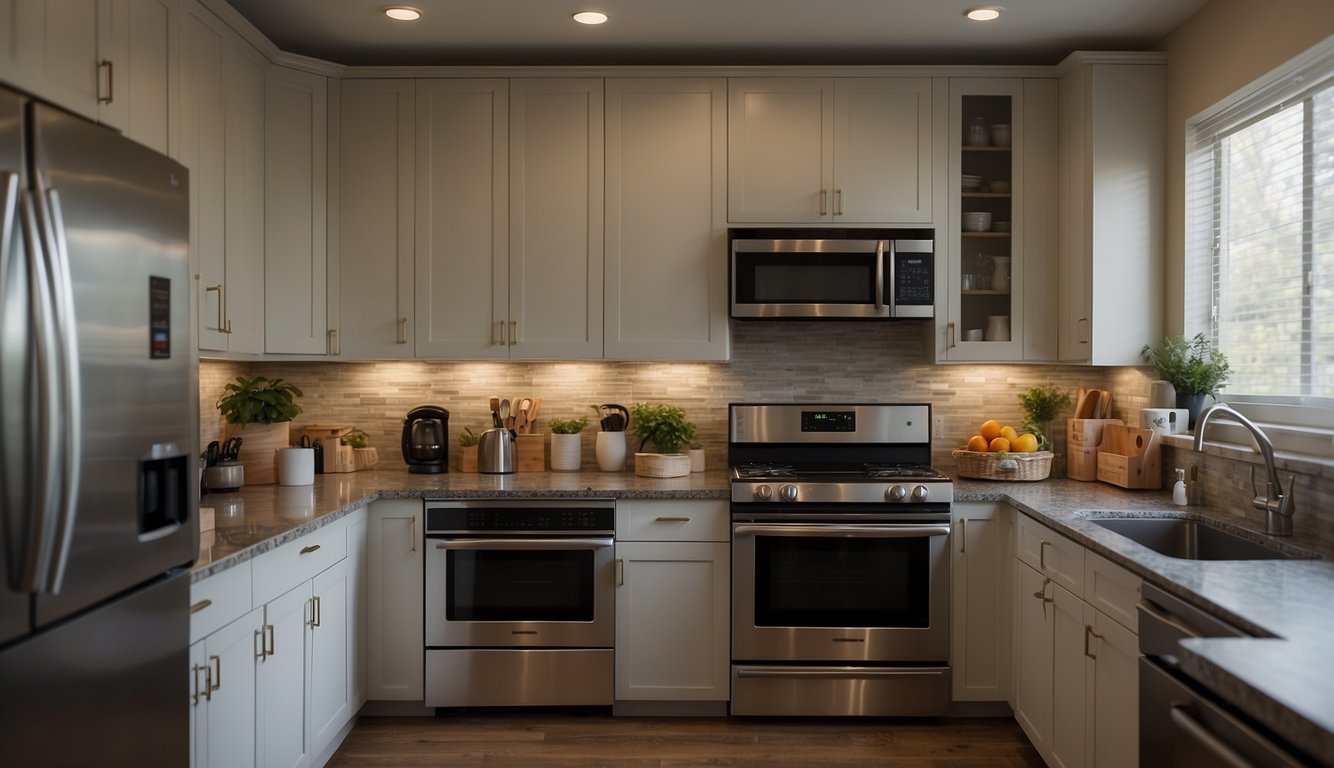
(729, 228), (934, 319)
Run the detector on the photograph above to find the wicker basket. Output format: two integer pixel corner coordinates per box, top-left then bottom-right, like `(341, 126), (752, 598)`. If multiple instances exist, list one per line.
(952, 449), (1053, 481)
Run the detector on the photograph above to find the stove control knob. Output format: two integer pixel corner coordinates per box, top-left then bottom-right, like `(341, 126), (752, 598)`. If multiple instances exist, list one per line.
(886, 484), (908, 501)
(753, 484), (773, 502)
(779, 484), (799, 502)
(911, 485), (930, 502)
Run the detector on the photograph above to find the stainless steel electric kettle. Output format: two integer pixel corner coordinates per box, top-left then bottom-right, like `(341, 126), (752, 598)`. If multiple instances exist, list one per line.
(477, 427), (516, 474)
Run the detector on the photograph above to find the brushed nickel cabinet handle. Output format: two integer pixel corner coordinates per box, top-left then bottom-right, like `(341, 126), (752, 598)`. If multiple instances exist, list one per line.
(98, 60), (113, 104)
(190, 599), (213, 614)
(495, 320), (506, 346)
(1039, 539), (1050, 570)
(209, 655), (221, 692)
(201, 662), (213, 702)
(311, 596), (321, 628)
(616, 558), (624, 587)
(191, 664), (202, 706)
(509, 320), (518, 346)
(946, 322), (956, 348)
(410, 517), (417, 552)
(1084, 625), (1103, 659)
(397, 316), (408, 344)
(265, 624), (275, 656)
(819, 189), (828, 216)
(299, 544), (321, 555)
(834, 189), (844, 216)
(254, 627), (265, 660)
(205, 284), (224, 333)
(328, 328), (340, 355)
(654, 516), (691, 523)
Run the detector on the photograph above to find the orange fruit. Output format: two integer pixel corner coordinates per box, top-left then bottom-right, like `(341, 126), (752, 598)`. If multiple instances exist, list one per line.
(1000, 425), (1019, 442)
(989, 436), (1011, 452)
(979, 419), (1003, 441)
(966, 435), (989, 452)
(1012, 433), (1039, 452)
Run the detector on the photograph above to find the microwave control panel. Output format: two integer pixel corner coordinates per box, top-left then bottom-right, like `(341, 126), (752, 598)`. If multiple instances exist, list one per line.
(895, 253), (933, 305)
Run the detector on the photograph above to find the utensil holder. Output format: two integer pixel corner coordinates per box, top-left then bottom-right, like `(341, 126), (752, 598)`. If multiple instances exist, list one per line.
(596, 431), (626, 472)
(516, 434), (545, 472)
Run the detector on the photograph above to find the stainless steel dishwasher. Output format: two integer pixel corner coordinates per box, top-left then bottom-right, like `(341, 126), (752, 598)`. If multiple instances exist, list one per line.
(1138, 583), (1317, 767)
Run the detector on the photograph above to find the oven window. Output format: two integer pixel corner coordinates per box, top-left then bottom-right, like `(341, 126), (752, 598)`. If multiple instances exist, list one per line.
(753, 535), (930, 628)
(734, 252), (877, 304)
(447, 549), (594, 622)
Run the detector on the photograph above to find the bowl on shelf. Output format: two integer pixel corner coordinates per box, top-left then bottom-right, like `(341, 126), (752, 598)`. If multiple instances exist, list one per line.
(990, 124), (1012, 147)
(962, 211), (992, 232)
(992, 220), (1011, 232)
(961, 174), (984, 192)
(988, 180), (1010, 194)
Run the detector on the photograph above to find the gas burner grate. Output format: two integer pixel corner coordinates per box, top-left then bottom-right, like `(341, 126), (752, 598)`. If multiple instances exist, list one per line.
(864, 464), (947, 480)
(733, 463), (796, 479)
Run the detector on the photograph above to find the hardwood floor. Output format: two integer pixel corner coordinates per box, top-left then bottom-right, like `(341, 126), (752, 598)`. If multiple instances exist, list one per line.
(328, 712), (1044, 767)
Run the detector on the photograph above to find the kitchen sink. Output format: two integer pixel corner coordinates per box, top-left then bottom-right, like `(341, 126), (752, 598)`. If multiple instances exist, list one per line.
(1089, 518), (1300, 560)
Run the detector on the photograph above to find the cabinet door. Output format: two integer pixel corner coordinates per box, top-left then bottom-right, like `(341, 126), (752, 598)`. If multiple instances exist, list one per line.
(413, 79), (509, 359)
(1, 0), (100, 118)
(221, 39), (265, 355)
(833, 78), (934, 223)
(256, 582), (312, 768)
(727, 78), (832, 222)
(1013, 560), (1054, 755)
(97, 0), (172, 153)
(333, 79), (415, 359)
(366, 501), (424, 700)
(189, 639), (206, 768)
(177, 3), (227, 351)
(265, 67), (328, 355)
(202, 606), (263, 768)
(346, 512), (367, 709)
(508, 79), (604, 359)
(950, 502), (1011, 702)
(309, 558), (352, 758)
(1051, 586), (1089, 768)
(604, 78), (728, 361)
(615, 541), (730, 701)
(1087, 609), (1138, 768)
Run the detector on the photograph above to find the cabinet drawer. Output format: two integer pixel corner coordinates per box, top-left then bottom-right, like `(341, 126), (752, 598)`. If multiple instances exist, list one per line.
(1084, 551), (1141, 633)
(190, 563), (253, 643)
(251, 520), (348, 606)
(616, 500), (729, 542)
(1015, 513), (1084, 596)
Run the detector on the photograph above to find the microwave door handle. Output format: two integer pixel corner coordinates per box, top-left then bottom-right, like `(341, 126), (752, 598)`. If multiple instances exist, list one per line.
(434, 537), (615, 551)
(885, 240), (897, 317)
(734, 524), (950, 538)
(873, 240), (885, 313)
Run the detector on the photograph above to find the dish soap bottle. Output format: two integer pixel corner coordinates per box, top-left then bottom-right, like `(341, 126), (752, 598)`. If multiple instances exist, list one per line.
(1172, 468), (1188, 505)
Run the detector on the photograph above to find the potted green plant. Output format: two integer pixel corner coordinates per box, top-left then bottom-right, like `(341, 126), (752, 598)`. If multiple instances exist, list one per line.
(1141, 334), (1231, 428)
(1018, 384), (1071, 452)
(629, 403), (696, 478)
(549, 416), (589, 472)
(216, 376), (303, 484)
(458, 427), (479, 472)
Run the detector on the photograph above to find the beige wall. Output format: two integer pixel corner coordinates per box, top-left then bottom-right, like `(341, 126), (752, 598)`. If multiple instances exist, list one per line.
(1160, 0), (1334, 334)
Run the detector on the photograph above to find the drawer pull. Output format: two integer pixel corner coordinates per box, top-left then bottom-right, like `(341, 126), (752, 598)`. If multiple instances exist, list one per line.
(1039, 539), (1050, 569)
(299, 544), (321, 555)
(190, 599), (213, 614)
(654, 516), (691, 523)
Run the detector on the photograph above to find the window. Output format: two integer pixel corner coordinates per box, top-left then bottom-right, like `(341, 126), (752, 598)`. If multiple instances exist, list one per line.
(1185, 41), (1334, 398)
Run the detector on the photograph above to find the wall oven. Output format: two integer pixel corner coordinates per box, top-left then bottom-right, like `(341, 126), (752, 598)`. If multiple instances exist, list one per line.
(423, 499), (615, 708)
(730, 228), (934, 319)
(729, 404), (953, 717)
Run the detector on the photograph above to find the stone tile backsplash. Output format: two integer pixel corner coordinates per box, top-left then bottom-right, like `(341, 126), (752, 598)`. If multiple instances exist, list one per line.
(201, 321), (1145, 472)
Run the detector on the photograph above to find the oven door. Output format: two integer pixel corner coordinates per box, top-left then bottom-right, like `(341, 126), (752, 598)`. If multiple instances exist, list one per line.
(732, 520), (950, 662)
(425, 534), (615, 648)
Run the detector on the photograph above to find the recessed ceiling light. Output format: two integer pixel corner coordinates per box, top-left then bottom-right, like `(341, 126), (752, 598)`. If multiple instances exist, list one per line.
(965, 7), (1002, 21)
(384, 6), (421, 21)
(572, 11), (608, 25)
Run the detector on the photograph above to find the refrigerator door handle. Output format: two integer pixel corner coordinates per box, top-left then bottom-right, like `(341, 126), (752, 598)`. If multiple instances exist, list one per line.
(18, 190), (63, 593)
(0, 172), (22, 583)
(36, 189), (81, 592)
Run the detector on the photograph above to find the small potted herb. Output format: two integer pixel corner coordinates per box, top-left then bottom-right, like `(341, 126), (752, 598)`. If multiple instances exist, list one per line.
(458, 427), (479, 473)
(216, 376), (303, 484)
(629, 403), (697, 478)
(1141, 334), (1231, 428)
(548, 416), (589, 472)
(1018, 385), (1071, 452)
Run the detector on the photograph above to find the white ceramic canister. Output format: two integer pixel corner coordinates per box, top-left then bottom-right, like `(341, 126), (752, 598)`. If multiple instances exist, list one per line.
(1141, 408), (1190, 435)
(550, 433), (583, 471)
(595, 431), (627, 472)
(276, 447), (315, 486)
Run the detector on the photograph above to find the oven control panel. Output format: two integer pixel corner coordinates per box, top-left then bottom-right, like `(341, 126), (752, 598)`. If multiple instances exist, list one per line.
(426, 503), (615, 533)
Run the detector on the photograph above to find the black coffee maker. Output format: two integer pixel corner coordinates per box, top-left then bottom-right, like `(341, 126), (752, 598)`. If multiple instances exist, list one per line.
(402, 405), (449, 474)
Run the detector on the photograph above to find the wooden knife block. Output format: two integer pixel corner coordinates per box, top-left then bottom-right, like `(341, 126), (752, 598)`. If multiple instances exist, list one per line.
(1066, 418), (1123, 481)
(1095, 424), (1160, 489)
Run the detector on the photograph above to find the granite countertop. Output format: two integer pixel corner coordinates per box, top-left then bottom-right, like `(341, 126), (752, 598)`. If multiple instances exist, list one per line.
(956, 478), (1334, 764)
(195, 468), (1333, 762)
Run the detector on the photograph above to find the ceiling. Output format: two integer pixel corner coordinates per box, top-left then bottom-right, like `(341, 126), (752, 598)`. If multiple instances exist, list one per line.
(221, 0), (1211, 67)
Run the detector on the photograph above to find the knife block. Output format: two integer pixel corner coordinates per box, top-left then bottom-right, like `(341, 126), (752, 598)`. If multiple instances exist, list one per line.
(1095, 424), (1160, 489)
(1066, 418), (1122, 481)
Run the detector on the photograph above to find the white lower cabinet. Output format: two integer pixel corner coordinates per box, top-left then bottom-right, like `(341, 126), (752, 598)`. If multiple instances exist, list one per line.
(309, 557), (354, 759)
(256, 581), (312, 768)
(190, 605), (263, 768)
(365, 500), (424, 701)
(1009, 513), (1140, 768)
(950, 502), (1012, 702)
(614, 500), (729, 706)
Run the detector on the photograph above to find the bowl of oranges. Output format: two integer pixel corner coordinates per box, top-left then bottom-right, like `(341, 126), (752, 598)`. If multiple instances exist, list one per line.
(951, 419), (1053, 481)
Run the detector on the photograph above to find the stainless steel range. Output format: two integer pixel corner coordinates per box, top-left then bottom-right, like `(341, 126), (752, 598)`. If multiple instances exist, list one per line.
(729, 404), (953, 717)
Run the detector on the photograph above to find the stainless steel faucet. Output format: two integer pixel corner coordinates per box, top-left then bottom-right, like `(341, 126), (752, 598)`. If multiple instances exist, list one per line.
(1193, 403), (1296, 536)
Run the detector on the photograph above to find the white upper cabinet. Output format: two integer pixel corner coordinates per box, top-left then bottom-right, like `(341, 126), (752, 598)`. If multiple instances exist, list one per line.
(604, 78), (729, 361)
(1058, 54), (1166, 365)
(0, 0), (101, 118)
(331, 78), (415, 359)
(413, 79), (510, 359)
(508, 78), (604, 359)
(727, 77), (935, 224)
(97, 0), (173, 154)
(264, 67), (328, 356)
(219, 37), (265, 355)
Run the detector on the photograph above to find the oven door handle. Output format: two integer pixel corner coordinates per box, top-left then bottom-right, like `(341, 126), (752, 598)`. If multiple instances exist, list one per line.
(434, 537), (614, 550)
(737, 667), (948, 680)
(733, 524), (950, 538)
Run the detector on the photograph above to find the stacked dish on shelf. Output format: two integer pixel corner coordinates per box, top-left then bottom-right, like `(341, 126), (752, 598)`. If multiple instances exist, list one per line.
(961, 174), (984, 192)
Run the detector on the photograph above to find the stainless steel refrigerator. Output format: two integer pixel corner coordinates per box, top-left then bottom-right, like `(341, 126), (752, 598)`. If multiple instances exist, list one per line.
(0, 86), (198, 765)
